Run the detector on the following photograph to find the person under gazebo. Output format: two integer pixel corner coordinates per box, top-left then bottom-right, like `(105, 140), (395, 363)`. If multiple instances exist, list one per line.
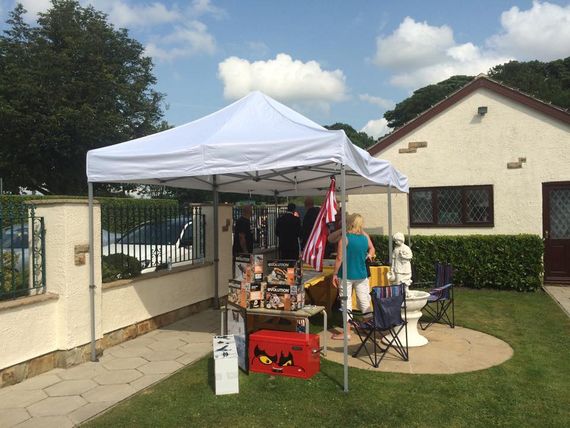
(331, 213), (375, 340)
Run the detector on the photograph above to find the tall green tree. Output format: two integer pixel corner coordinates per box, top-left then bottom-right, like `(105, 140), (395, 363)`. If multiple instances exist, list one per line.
(488, 58), (570, 110)
(383, 75), (474, 129)
(0, 1), (167, 195)
(324, 122), (376, 149)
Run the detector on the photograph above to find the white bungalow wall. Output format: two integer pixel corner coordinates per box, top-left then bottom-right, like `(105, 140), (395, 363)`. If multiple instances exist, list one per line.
(348, 87), (570, 236)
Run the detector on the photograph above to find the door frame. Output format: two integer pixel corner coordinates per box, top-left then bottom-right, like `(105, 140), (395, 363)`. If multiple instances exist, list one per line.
(542, 181), (570, 284)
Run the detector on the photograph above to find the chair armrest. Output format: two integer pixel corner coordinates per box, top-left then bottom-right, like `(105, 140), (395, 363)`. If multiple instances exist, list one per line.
(430, 283), (452, 299)
(348, 310), (373, 321)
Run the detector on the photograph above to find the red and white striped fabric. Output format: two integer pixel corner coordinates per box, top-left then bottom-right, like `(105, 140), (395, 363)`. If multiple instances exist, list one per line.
(302, 178), (338, 271)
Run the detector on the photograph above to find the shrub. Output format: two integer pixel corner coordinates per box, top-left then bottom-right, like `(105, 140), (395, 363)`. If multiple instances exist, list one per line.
(102, 254), (142, 283)
(1, 252), (30, 299)
(370, 234), (543, 292)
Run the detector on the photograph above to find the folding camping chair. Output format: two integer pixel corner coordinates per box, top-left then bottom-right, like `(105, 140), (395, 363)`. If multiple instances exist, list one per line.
(418, 262), (455, 330)
(348, 284), (408, 368)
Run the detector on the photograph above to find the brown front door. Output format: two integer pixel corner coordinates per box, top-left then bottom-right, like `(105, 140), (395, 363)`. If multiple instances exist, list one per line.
(543, 182), (570, 283)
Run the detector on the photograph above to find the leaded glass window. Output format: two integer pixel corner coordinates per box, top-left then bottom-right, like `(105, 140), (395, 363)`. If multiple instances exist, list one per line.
(409, 185), (493, 227)
(410, 190), (433, 224)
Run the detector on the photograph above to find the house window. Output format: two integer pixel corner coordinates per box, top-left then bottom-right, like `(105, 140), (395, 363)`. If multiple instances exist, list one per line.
(409, 185), (493, 227)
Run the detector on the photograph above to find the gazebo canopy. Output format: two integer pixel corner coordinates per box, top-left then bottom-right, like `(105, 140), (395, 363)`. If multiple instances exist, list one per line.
(86, 91), (408, 195)
(85, 91), (409, 393)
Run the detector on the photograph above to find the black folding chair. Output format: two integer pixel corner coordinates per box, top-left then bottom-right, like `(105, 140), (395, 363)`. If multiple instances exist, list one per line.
(349, 284), (408, 368)
(419, 262), (455, 330)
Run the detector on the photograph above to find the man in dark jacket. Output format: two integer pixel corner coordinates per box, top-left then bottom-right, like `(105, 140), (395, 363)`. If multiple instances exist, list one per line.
(233, 205), (253, 256)
(276, 203), (301, 259)
(301, 197), (320, 250)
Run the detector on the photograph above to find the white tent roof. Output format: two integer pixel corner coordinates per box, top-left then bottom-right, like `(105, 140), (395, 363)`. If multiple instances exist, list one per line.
(86, 91), (408, 196)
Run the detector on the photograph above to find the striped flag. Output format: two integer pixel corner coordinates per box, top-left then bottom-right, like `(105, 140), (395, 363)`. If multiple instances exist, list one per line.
(302, 177), (338, 271)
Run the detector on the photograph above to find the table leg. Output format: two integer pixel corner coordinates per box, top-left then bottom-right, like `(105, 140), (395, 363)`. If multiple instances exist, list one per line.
(323, 309), (327, 355)
(306, 317), (310, 335)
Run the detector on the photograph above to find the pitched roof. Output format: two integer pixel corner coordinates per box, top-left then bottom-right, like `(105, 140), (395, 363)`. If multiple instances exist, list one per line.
(368, 74), (570, 156)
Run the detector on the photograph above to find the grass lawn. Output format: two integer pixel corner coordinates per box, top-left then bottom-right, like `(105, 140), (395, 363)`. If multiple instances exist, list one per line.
(86, 288), (570, 427)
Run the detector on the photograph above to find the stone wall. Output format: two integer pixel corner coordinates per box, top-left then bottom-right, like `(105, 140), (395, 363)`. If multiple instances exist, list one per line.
(0, 200), (232, 387)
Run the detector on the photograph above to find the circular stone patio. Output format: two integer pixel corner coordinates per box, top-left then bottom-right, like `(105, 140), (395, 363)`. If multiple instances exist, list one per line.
(320, 324), (513, 374)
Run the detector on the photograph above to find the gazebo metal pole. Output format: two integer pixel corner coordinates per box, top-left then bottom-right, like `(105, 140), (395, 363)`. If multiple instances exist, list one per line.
(387, 184), (393, 265)
(88, 182), (97, 362)
(213, 175), (220, 309)
(340, 164), (349, 393)
(407, 195), (412, 248)
(274, 191), (278, 251)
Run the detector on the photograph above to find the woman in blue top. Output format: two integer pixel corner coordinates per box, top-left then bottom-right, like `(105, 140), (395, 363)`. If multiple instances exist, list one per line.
(332, 213), (375, 340)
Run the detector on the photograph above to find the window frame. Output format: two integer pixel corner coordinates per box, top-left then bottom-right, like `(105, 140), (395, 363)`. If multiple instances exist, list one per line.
(409, 185), (494, 228)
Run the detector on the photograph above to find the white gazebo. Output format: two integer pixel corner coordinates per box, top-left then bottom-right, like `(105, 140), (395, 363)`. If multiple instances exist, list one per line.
(86, 91), (408, 392)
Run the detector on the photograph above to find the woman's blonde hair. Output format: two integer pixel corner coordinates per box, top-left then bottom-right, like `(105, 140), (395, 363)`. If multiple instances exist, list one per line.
(347, 213), (363, 233)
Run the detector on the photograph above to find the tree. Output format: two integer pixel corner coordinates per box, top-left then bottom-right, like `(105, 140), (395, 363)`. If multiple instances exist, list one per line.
(488, 58), (570, 110)
(383, 75), (474, 129)
(0, 1), (167, 195)
(383, 58), (570, 131)
(324, 123), (376, 149)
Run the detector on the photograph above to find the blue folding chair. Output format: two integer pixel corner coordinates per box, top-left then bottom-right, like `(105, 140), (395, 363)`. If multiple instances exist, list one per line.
(418, 262), (455, 330)
(349, 284), (408, 368)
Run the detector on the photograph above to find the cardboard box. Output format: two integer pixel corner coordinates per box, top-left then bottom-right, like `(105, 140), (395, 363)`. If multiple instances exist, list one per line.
(235, 254), (264, 282)
(253, 254), (264, 282)
(213, 335), (239, 395)
(228, 279), (266, 309)
(245, 281), (266, 309)
(265, 283), (304, 311)
(234, 255), (253, 282)
(267, 259), (302, 286)
(228, 279), (246, 308)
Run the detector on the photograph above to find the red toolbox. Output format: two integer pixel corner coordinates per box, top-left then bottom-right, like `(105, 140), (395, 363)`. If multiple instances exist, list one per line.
(248, 330), (320, 379)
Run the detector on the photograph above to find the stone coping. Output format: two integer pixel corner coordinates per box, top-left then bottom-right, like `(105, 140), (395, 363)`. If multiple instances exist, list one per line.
(102, 261), (213, 290)
(0, 292), (59, 312)
(25, 198), (101, 206)
(321, 324), (513, 374)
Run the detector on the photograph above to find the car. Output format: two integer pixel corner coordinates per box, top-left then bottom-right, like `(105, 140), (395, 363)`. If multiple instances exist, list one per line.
(3, 225), (118, 272)
(102, 217), (196, 273)
(1, 224), (30, 272)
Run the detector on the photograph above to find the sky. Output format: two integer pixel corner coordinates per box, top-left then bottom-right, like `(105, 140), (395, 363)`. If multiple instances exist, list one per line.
(1, 0), (570, 138)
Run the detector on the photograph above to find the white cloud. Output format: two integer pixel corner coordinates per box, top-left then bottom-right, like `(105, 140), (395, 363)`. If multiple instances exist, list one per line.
(373, 17), (510, 89)
(487, 1), (570, 61)
(361, 118), (391, 140)
(373, 2), (570, 90)
(100, 1), (182, 28)
(4, 0), (221, 62)
(19, 0), (51, 17)
(218, 54), (347, 107)
(145, 21), (216, 61)
(190, 0), (226, 19)
(359, 93), (394, 109)
(373, 17), (454, 69)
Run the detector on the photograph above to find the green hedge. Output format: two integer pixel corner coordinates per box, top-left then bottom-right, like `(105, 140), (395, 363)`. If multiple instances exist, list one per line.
(1, 252), (29, 299)
(370, 234), (543, 292)
(102, 254), (142, 283)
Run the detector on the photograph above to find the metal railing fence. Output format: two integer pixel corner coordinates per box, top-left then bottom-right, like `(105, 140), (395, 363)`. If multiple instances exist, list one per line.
(232, 205), (287, 251)
(101, 204), (206, 282)
(0, 203), (46, 300)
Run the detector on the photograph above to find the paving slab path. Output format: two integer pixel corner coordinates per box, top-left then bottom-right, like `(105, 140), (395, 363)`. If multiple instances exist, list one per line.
(0, 309), (220, 427)
(321, 323), (513, 374)
(544, 285), (570, 318)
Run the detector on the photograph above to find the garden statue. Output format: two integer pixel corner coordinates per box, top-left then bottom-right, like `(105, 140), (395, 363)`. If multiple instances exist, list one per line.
(388, 232), (413, 294)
